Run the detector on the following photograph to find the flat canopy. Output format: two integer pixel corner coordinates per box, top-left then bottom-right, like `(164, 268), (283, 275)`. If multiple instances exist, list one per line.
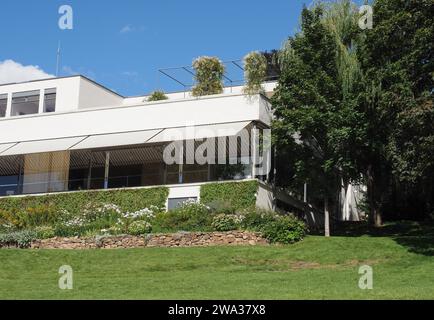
(0, 121), (252, 156)
(147, 121), (251, 144)
(69, 129), (162, 150)
(0, 137), (85, 156)
(0, 143), (17, 154)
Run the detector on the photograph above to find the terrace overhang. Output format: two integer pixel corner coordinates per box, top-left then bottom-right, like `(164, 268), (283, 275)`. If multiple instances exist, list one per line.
(0, 93), (271, 156)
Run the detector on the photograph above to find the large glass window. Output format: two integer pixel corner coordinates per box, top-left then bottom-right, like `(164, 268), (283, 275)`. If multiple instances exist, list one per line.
(166, 164), (180, 184)
(21, 151), (70, 194)
(68, 150), (92, 191)
(108, 147), (165, 188)
(0, 94), (7, 118)
(183, 163), (208, 183)
(0, 155), (22, 196)
(43, 88), (56, 113)
(11, 90), (40, 116)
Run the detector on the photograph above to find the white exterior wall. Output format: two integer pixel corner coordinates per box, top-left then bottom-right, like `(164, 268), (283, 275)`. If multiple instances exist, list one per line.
(0, 77), (81, 114)
(256, 182), (275, 210)
(122, 81), (277, 106)
(0, 93), (270, 145)
(168, 184), (201, 199)
(78, 78), (123, 109)
(339, 183), (367, 221)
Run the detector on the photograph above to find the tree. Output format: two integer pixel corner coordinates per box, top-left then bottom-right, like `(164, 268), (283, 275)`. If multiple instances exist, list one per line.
(274, 0), (434, 228)
(357, 0), (434, 224)
(272, 4), (363, 235)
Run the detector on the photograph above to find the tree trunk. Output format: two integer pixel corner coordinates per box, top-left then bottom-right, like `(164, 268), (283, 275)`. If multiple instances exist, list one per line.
(367, 165), (382, 227)
(324, 197), (330, 237)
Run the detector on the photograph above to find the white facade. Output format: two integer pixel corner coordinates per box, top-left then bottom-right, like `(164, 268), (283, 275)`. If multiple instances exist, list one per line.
(0, 75), (272, 150)
(0, 75), (274, 206)
(0, 75), (364, 221)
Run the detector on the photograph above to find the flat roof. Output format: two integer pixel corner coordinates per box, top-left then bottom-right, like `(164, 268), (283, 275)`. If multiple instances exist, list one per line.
(0, 74), (277, 100)
(0, 74), (125, 98)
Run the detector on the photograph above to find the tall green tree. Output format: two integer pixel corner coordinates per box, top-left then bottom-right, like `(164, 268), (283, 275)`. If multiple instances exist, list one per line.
(272, 4), (363, 235)
(274, 0), (434, 228)
(357, 0), (434, 224)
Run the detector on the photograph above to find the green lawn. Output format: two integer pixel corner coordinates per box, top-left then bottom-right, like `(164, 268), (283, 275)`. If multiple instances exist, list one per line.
(0, 222), (433, 299)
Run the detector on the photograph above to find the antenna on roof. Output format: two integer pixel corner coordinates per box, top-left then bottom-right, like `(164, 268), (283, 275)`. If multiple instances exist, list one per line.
(56, 41), (61, 77)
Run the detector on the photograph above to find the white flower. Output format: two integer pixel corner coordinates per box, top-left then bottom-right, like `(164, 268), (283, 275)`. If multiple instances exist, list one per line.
(122, 207), (156, 220)
(64, 217), (85, 227)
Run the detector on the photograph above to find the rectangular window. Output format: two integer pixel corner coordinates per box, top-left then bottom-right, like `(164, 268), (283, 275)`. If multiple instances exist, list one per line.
(168, 197), (198, 210)
(21, 151), (70, 194)
(11, 90), (40, 116)
(183, 163), (209, 183)
(0, 155), (22, 196)
(0, 94), (7, 117)
(43, 88), (56, 113)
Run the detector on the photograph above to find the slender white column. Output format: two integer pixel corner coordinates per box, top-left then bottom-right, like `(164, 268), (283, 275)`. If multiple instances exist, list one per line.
(38, 90), (44, 113)
(104, 151), (110, 189)
(5, 93), (12, 117)
(251, 123), (257, 178)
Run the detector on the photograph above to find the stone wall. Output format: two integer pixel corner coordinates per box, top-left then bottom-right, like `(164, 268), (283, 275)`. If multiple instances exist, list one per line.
(30, 231), (268, 249)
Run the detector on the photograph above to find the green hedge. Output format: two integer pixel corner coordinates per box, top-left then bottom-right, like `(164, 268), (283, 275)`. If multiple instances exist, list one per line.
(200, 180), (258, 211)
(0, 187), (169, 216)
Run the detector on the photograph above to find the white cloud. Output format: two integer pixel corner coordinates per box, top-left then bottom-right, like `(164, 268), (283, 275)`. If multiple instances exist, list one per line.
(119, 24), (146, 34)
(120, 24), (134, 34)
(0, 60), (53, 84)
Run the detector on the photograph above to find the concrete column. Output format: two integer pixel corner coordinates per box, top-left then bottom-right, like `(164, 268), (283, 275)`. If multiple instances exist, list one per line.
(251, 123), (258, 178)
(38, 90), (44, 114)
(5, 92), (12, 117)
(104, 151), (110, 189)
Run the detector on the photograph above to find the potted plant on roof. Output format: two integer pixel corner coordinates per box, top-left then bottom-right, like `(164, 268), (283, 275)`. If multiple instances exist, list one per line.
(243, 51), (267, 96)
(147, 90), (168, 102)
(191, 56), (225, 97)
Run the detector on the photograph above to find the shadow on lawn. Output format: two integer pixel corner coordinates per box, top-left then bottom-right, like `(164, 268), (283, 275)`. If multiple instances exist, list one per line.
(329, 221), (434, 256)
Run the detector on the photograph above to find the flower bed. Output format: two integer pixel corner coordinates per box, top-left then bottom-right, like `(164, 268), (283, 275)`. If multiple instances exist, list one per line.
(0, 186), (307, 248)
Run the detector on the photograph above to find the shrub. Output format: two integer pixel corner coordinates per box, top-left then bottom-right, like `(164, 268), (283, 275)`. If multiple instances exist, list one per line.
(0, 209), (18, 231)
(0, 188), (169, 237)
(241, 208), (277, 231)
(0, 187), (169, 220)
(53, 202), (122, 237)
(22, 205), (59, 227)
(147, 90), (168, 102)
(127, 220), (152, 235)
(154, 201), (213, 232)
(200, 181), (258, 211)
(0, 204), (59, 230)
(241, 208), (306, 244)
(243, 51), (267, 95)
(113, 206), (160, 234)
(82, 203), (122, 222)
(54, 224), (88, 238)
(207, 200), (236, 215)
(191, 56), (225, 96)
(34, 226), (55, 239)
(211, 214), (244, 231)
(0, 230), (37, 248)
(260, 216), (307, 244)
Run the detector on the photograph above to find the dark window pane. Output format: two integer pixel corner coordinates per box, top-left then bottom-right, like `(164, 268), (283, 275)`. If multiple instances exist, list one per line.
(43, 88), (56, 113)
(0, 94), (7, 117)
(11, 90), (40, 116)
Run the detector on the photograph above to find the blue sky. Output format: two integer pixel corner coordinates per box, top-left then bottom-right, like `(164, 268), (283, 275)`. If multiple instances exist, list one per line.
(0, 0), (309, 96)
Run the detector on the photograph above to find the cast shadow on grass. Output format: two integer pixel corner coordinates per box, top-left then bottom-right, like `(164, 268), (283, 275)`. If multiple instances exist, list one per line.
(329, 220), (434, 256)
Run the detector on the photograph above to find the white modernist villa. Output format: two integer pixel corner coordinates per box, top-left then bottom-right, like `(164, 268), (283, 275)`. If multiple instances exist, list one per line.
(0, 74), (363, 221)
(0, 75), (278, 210)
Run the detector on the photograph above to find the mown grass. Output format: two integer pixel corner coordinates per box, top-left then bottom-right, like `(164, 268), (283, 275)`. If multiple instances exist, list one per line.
(0, 222), (433, 300)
